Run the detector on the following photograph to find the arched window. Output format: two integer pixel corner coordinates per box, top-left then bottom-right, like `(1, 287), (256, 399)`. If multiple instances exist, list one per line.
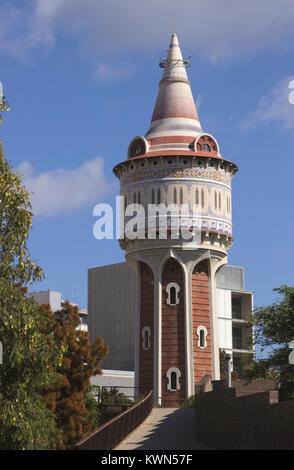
(201, 188), (205, 209)
(171, 372), (177, 390)
(196, 188), (199, 205)
(199, 329), (205, 347)
(197, 326), (208, 349)
(170, 286), (176, 305)
(157, 188), (161, 204)
(166, 283), (180, 306)
(128, 137), (147, 158)
(142, 327), (151, 350)
(166, 368), (181, 392)
(173, 187), (177, 204)
(202, 143), (210, 152)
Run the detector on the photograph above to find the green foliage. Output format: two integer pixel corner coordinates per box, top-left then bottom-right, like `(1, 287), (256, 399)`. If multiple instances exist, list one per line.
(0, 140), (43, 284)
(180, 395), (195, 408)
(0, 108), (61, 449)
(101, 387), (138, 407)
(41, 302), (109, 449)
(0, 95), (10, 122)
(84, 386), (101, 429)
(0, 280), (63, 449)
(245, 285), (294, 400)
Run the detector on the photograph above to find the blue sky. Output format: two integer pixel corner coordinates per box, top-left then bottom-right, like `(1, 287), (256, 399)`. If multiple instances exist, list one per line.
(1, 0), (294, 322)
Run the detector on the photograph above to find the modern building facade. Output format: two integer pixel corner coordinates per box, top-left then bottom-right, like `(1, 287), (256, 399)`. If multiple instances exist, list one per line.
(89, 33), (253, 405)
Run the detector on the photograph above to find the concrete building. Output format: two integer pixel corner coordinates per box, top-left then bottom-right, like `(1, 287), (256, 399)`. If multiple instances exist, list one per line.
(30, 290), (88, 332)
(89, 33), (254, 404)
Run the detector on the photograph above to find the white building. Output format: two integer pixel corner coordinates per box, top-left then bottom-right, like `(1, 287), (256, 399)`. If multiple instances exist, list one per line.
(30, 290), (88, 332)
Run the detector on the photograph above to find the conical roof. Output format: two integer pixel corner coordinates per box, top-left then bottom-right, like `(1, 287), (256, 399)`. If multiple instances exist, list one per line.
(145, 34), (202, 153)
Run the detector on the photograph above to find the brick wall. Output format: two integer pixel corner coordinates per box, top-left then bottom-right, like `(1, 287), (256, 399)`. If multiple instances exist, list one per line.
(195, 380), (294, 449)
(192, 260), (212, 384)
(232, 379), (279, 397)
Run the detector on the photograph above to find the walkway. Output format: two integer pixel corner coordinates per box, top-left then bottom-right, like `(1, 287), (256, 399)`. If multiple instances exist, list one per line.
(114, 407), (211, 450)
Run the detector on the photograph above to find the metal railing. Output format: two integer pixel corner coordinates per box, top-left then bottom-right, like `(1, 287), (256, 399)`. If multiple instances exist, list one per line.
(76, 390), (153, 450)
(95, 386), (148, 405)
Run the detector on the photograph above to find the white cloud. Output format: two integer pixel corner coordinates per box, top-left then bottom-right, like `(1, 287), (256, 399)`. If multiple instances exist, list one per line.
(92, 62), (135, 83)
(241, 75), (294, 132)
(18, 157), (114, 217)
(2, 0), (294, 63)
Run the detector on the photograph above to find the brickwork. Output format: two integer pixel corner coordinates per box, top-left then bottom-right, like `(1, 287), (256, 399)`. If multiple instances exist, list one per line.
(195, 380), (294, 449)
(161, 259), (186, 406)
(139, 262), (154, 391)
(192, 260), (212, 385)
(232, 379), (279, 397)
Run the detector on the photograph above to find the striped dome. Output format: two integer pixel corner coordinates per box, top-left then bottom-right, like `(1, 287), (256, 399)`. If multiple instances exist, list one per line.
(145, 34), (202, 153)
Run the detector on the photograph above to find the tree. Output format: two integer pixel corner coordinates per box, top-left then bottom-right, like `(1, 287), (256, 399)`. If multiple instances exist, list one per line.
(0, 103), (62, 449)
(0, 95), (10, 122)
(0, 284), (64, 449)
(41, 302), (109, 449)
(245, 285), (294, 400)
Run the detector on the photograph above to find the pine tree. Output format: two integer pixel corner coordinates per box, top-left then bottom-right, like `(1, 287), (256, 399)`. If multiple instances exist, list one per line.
(41, 302), (109, 449)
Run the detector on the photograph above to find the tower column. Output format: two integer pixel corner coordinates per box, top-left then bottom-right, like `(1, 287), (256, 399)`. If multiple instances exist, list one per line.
(183, 263), (194, 397)
(208, 256), (228, 380)
(153, 271), (162, 405)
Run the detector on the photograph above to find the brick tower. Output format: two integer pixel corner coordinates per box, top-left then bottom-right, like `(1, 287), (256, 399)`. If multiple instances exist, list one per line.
(113, 34), (238, 405)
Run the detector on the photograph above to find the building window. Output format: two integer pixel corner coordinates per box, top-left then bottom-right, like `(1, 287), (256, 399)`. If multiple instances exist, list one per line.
(232, 297), (242, 319)
(151, 189), (155, 204)
(196, 325), (208, 348)
(166, 368), (181, 392)
(142, 326), (151, 350)
(196, 188), (199, 205)
(173, 187), (177, 204)
(202, 143), (210, 152)
(219, 192), (221, 210)
(180, 187), (183, 204)
(214, 191), (217, 209)
(201, 188), (205, 209)
(232, 326), (242, 350)
(166, 283), (180, 306)
(157, 188), (161, 204)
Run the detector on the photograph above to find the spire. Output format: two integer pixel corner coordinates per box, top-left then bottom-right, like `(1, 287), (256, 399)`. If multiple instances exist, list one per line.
(145, 33), (202, 153)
